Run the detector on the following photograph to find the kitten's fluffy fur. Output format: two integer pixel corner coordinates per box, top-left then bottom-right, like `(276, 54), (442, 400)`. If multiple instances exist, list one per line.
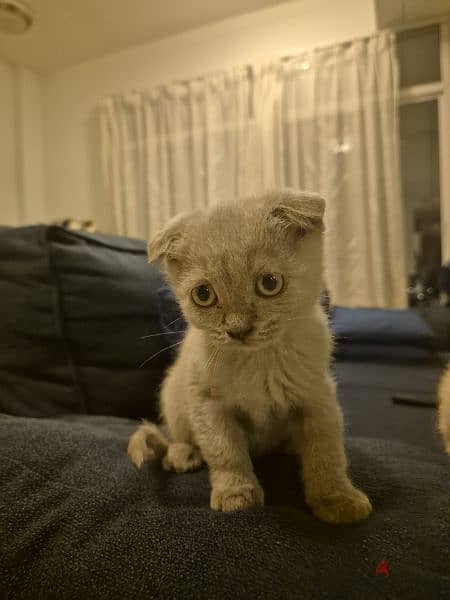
(128, 190), (372, 524)
(438, 367), (450, 454)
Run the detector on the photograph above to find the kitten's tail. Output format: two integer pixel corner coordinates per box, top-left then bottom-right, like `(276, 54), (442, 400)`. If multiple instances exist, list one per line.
(127, 420), (169, 468)
(437, 367), (450, 454)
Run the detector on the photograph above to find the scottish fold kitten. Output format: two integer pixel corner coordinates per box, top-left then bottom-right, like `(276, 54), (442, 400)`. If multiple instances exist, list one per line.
(128, 190), (372, 524)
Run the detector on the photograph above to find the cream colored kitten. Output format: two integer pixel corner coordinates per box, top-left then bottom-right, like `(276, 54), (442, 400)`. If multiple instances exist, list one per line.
(438, 367), (450, 454)
(128, 190), (372, 524)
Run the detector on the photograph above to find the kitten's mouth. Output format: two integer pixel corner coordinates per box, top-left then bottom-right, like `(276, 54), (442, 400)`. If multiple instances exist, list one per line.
(209, 320), (280, 350)
(223, 328), (279, 350)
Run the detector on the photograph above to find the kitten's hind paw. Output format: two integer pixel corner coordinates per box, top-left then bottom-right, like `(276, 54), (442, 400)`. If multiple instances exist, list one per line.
(162, 443), (204, 473)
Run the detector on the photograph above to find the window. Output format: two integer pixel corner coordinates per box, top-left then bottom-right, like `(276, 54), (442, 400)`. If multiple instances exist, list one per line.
(397, 22), (449, 306)
(400, 100), (441, 303)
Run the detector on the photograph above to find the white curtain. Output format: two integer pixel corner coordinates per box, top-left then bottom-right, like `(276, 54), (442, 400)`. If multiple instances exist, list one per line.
(99, 68), (259, 239)
(99, 32), (406, 308)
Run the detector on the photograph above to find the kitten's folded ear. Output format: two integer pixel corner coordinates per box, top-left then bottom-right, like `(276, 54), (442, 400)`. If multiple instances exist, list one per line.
(148, 211), (198, 265)
(268, 189), (325, 235)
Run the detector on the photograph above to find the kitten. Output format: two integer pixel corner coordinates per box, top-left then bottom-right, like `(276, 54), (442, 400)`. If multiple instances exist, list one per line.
(438, 367), (450, 454)
(128, 190), (372, 524)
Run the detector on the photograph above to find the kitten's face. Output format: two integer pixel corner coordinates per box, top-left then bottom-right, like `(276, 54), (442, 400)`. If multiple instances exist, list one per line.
(174, 241), (321, 350)
(149, 191), (324, 351)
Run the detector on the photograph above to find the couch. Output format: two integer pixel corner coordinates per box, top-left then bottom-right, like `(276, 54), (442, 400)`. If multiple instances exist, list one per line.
(1, 225), (449, 599)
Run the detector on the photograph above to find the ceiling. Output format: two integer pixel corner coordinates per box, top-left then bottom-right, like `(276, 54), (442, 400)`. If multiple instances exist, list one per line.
(0, 0), (290, 73)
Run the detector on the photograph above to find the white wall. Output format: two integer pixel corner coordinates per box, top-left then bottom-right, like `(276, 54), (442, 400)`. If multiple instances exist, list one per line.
(17, 68), (45, 224)
(0, 60), (19, 225)
(0, 59), (45, 226)
(44, 0), (376, 231)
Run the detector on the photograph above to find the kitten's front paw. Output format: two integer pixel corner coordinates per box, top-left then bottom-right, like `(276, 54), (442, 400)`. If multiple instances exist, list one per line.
(162, 443), (203, 473)
(309, 487), (372, 524)
(211, 480), (264, 512)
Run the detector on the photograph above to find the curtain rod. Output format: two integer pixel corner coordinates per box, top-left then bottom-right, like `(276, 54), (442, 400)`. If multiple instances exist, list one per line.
(102, 16), (448, 103)
(280, 30), (384, 62)
(105, 30), (388, 102)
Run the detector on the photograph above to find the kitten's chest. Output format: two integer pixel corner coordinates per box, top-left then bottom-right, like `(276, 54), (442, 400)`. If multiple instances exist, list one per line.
(220, 348), (305, 428)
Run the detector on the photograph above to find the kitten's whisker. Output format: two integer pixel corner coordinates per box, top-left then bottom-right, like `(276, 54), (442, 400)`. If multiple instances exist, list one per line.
(286, 316), (310, 322)
(139, 341), (182, 369)
(211, 349), (221, 379)
(139, 316), (183, 339)
(204, 349), (215, 370)
(166, 316), (183, 328)
(210, 349), (219, 369)
(205, 347), (219, 371)
(138, 330), (186, 340)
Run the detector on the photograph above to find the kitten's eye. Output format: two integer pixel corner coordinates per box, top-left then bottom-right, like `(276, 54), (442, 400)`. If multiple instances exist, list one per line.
(191, 284), (217, 307)
(256, 273), (284, 297)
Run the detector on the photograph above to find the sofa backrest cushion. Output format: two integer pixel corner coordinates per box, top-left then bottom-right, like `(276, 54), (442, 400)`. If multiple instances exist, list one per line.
(0, 225), (169, 419)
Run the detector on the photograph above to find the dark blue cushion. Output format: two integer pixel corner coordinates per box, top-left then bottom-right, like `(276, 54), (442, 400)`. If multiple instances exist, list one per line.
(331, 306), (435, 348)
(333, 344), (434, 363)
(0, 225), (170, 419)
(1, 414), (449, 599)
(0, 226), (78, 416)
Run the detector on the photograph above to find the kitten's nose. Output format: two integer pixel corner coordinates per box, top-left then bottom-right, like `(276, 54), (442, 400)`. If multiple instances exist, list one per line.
(226, 326), (254, 341)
